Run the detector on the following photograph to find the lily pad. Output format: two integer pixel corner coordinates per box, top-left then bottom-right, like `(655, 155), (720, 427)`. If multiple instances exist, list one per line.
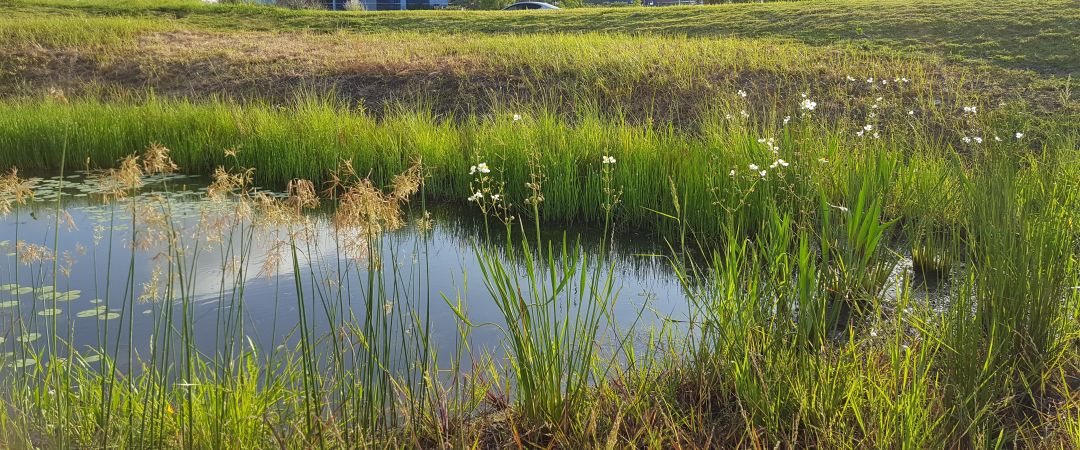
(98, 312), (121, 321)
(0, 283), (17, 290)
(16, 332), (41, 343)
(39, 290), (80, 302)
(76, 307), (107, 318)
(8, 358), (36, 369)
(0, 301), (18, 308)
(37, 308), (62, 317)
(81, 354), (102, 364)
(10, 287), (33, 295)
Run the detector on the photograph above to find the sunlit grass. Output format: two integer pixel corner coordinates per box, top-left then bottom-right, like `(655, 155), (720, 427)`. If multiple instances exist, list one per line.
(1, 0), (1079, 446)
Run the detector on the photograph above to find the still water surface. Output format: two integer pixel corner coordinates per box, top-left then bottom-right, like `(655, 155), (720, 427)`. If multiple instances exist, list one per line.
(1, 173), (686, 369)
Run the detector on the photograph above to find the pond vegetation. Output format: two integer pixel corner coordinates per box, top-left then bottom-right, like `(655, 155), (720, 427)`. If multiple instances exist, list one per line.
(1, 0), (1079, 448)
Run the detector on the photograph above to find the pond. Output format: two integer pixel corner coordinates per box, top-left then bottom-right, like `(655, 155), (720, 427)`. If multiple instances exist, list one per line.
(0, 172), (687, 371)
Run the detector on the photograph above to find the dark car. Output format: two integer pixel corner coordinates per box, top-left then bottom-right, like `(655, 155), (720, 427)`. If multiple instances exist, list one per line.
(502, 1), (559, 9)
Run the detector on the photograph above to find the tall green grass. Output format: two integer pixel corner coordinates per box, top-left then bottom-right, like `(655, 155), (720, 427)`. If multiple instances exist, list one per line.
(2, 95), (1072, 240)
(0, 82), (1078, 448)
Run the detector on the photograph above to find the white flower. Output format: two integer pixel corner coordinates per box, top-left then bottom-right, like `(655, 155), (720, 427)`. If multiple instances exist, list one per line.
(777, 159), (789, 167)
(881, 79), (888, 85)
(908, 110), (914, 115)
(963, 106), (977, 114)
(748, 164), (759, 171)
(866, 77), (874, 83)
(725, 113), (733, 120)
(770, 161), (778, 169)
(737, 89), (747, 98)
(857, 131), (865, 137)
(875, 97), (883, 102)
(994, 136), (1002, 142)
(901, 77), (909, 83)
(602, 155), (616, 164)
(973, 136), (983, 144)
(800, 99), (817, 111)
(740, 110), (749, 118)
(757, 138), (766, 144)
(469, 162), (490, 174)
(818, 157), (829, 164)
(729, 169), (736, 177)
(783, 115), (791, 124)
(491, 194), (501, 201)
(864, 124), (874, 131)
(846, 75), (856, 81)
(962, 136), (972, 143)
(1015, 132), (1024, 139)
(467, 191), (483, 202)
(512, 114), (522, 121)
(873, 132), (880, 139)
(759, 170), (767, 177)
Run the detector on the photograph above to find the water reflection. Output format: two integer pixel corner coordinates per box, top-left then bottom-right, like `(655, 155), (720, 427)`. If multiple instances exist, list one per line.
(0, 173), (686, 370)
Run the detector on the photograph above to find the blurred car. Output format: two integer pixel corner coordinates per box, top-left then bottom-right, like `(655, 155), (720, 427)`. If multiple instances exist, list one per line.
(502, 1), (559, 9)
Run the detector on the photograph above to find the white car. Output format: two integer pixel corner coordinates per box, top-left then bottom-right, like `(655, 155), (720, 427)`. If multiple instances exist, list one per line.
(502, 1), (559, 10)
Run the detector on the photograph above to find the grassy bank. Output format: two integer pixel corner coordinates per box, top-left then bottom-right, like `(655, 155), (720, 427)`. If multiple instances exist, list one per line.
(4, 0), (1079, 76)
(0, 94), (1074, 236)
(1, 0), (1077, 122)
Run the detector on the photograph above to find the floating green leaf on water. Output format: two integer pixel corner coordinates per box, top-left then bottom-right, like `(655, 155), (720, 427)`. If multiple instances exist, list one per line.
(89, 299), (102, 304)
(76, 307), (107, 318)
(98, 312), (121, 320)
(37, 308), (62, 317)
(0, 301), (18, 308)
(16, 333), (41, 343)
(81, 354), (101, 364)
(39, 290), (81, 302)
(10, 287), (33, 295)
(0, 284), (16, 290)
(8, 359), (36, 369)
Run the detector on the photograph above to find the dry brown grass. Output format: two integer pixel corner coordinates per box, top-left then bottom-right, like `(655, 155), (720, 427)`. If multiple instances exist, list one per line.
(1, 29), (1072, 125)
